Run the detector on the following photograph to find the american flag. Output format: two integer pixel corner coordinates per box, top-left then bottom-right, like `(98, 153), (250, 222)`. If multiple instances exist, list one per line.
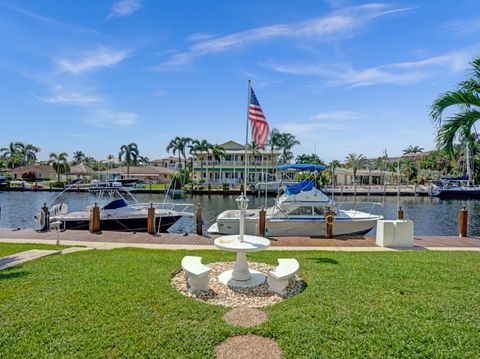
(249, 87), (269, 148)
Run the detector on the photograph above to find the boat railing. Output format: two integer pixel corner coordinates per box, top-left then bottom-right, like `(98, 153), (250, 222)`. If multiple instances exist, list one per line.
(334, 201), (384, 218)
(130, 202), (194, 213)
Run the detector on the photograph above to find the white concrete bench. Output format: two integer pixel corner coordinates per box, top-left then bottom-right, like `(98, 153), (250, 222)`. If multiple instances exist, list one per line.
(181, 256), (211, 293)
(267, 258), (299, 295)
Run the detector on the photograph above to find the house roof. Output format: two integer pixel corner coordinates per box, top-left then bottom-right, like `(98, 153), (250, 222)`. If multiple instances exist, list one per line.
(11, 164), (56, 176)
(334, 168), (393, 176)
(97, 166), (176, 175)
(150, 156), (180, 163)
(65, 163), (95, 175)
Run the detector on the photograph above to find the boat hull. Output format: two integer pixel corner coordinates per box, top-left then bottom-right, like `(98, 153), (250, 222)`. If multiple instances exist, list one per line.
(213, 216), (379, 237)
(57, 215), (182, 232)
(433, 189), (480, 199)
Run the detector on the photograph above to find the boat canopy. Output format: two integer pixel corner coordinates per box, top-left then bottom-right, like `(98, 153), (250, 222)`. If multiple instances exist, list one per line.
(277, 163), (326, 171)
(285, 180), (314, 195)
(103, 198), (128, 210)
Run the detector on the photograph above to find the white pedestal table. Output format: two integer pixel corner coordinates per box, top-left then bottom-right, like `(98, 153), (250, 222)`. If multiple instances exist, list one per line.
(214, 234), (270, 287)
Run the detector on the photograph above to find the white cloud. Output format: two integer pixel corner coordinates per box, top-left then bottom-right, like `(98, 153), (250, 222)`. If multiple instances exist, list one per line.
(266, 46), (479, 87)
(442, 18), (480, 36)
(84, 109), (139, 127)
(185, 32), (218, 42)
(152, 3), (411, 71)
(55, 46), (130, 74)
(152, 90), (167, 96)
(312, 110), (366, 121)
(107, 0), (141, 19)
(36, 85), (101, 105)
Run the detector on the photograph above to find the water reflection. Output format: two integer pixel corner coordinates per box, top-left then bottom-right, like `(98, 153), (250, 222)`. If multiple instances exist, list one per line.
(0, 191), (478, 236)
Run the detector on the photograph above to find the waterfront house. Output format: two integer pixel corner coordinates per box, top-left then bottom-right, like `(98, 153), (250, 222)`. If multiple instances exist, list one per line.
(149, 156), (182, 170)
(191, 140), (280, 185)
(64, 164), (95, 180)
(11, 164), (57, 180)
(96, 166), (176, 184)
(333, 167), (393, 186)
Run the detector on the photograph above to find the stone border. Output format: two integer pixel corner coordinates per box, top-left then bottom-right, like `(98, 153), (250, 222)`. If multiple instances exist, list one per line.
(171, 261), (305, 307)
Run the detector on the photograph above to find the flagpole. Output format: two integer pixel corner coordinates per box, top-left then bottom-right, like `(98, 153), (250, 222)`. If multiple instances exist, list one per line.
(244, 80), (251, 197)
(236, 80), (251, 243)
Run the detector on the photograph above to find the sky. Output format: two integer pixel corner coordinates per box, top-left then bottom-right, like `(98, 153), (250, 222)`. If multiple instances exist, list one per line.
(1, 0), (480, 162)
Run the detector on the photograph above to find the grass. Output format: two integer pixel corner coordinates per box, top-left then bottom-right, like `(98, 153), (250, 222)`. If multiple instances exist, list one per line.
(0, 243), (68, 257)
(0, 247), (479, 358)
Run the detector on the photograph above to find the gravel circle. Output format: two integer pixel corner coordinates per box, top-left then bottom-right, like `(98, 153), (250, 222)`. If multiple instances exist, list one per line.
(215, 334), (282, 359)
(171, 261), (305, 307)
(223, 307), (268, 327)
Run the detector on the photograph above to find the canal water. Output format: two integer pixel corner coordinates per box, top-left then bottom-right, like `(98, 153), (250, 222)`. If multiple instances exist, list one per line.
(0, 191), (479, 236)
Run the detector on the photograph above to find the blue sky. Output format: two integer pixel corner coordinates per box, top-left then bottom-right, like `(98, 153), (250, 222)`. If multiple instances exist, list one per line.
(1, 0), (480, 162)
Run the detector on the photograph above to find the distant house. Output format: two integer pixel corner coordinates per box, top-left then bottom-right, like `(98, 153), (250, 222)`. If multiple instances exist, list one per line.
(11, 164), (57, 180)
(191, 140), (280, 185)
(97, 166), (176, 184)
(333, 168), (393, 186)
(64, 164), (95, 180)
(149, 157), (182, 170)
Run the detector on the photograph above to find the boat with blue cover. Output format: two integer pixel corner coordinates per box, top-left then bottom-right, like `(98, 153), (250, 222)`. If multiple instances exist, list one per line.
(432, 175), (480, 199)
(208, 164), (383, 237)
(45, 187), (193, 232)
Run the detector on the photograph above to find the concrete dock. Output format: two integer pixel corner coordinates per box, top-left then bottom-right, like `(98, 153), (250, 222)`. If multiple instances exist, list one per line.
(0, 229), (479, 251)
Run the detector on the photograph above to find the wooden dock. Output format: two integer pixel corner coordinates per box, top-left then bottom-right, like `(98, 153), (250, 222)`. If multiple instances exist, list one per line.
(0, 229), (479, 249)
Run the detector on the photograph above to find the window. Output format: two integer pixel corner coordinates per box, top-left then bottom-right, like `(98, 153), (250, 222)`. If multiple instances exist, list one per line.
(313, 207), (324, 215)
(288, 207), (312, 216)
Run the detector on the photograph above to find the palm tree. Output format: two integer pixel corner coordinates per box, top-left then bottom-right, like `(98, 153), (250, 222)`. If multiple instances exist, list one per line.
(401, 159), (417, 183)
(403, 145), (425, 155)
(73, 150), (86, 163)
(166, 136), (193, 184)
(190, 139), (212, 184)
(0, 142), (24, 168)
(137, 155), (150, 166)
(344, 153), (368, 196)
(267, 128), (282, 180)
(49, 152), (70, 182)
(118, 143), (139, 177)
(211, 144), (226, 183)
(431, 57), (480, 154)
(277, 132), (300, 164)
(295, 153), (325, 165)
(14, 143), (40, 166)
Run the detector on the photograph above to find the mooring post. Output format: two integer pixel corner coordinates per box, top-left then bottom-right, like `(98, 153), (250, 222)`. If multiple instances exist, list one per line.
(195, 203), (203, 235)
(397, 206), (404, 220)
(325, 207), (334, 238)
(41, 202), (50, 231)
(147, 203), (155, 235)
(459, 206), (468, 238)
(89, 202), (100, 233)
(258, 207), (266, 236)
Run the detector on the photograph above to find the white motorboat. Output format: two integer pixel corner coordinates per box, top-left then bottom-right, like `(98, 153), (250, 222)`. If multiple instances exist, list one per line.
(41, 188), (193, 232)
(208, 180), (383, 237)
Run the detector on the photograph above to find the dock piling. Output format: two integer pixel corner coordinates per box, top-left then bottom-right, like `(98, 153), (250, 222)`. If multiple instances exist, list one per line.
(147, 203), (155, 235)
(195, 203), (203, 235)
(459, 206), (468, 238)
(89, 203), (101, 233)
(258, 208), (266, 236)
(41, 203), (50, 231)
(397, 206), (404, 220)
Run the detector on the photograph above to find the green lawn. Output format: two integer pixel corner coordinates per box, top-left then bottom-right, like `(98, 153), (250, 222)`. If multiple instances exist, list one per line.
(0, 243), (68, 257)
(0, 247), (479, 358)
